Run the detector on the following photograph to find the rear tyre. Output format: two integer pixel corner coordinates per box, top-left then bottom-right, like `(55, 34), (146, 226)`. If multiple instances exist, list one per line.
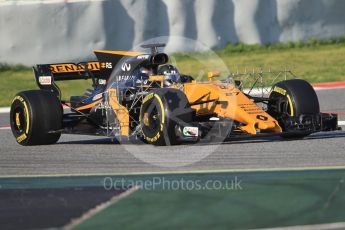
(10, 90), (62, 145)
(140, 88), (194, 146)
(267, 79), (320, 139)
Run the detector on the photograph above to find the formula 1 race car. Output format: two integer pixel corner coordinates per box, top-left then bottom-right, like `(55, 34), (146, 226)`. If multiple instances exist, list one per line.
(10, 44), (339, 146)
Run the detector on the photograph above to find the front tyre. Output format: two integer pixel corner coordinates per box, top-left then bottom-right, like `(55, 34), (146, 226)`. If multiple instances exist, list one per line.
(268, 79), (320, 139)
(140, 88), (194, 146)
(10, 90), (62, 145)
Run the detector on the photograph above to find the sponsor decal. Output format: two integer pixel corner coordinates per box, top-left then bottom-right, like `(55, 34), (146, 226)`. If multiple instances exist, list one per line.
(116, 75), (135, 81)
(121, 62), (131, 72)
(143, 93), (154, 103)
(272, 86), (286, 96)
(183, 127), (199, 137)
(38, 76), (52, 85)
(163, 70), (178, 75)
(144, 132), (160, 143)
(225, 92), (239, 96)
(100, 62), (113, 69)
(13, 95), (23, 103)
(256, 115), (268, 121)
(16, 133), (27, 143)
(209, 117), (220, 121)
(137, 55), (150, 60)
(50, 62), (100, 73)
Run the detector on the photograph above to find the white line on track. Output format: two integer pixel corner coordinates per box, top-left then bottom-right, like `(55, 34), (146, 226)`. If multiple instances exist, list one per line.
(0, 107), (10, 113)
(1, 166), (345, 179)
(251, 221), (345, 230)
(63, 186), (139, 230)
(313, 87), (345, 91)
(0, 106), (70, 113)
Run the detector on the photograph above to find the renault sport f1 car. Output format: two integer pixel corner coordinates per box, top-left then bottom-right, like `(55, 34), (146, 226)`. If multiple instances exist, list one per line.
(10, 44), (339, 146)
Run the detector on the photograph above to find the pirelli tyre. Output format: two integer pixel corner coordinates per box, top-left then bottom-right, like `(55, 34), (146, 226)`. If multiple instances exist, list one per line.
(140, 88), (194, 146)
(10, 90), (62, 145)
(268, 79), (320, 138)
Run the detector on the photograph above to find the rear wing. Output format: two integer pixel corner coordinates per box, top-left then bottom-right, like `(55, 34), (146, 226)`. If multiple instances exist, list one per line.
(34, 62), (106, 80)
(32, 49), (167, 98)
(33, 61), (110, 98)
(33, 50), (145, 98)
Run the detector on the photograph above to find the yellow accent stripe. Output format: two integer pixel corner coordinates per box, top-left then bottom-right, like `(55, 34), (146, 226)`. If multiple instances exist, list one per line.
(93, 50), (143, 56)
(287, 94), (294, 116)
(75, 99), (101, 111)
(154, 94), (165, 125)
(23, 101), (30, 134)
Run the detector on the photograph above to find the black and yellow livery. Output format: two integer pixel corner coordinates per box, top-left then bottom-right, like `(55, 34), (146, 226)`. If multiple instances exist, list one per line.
(10, 44), (339, 146)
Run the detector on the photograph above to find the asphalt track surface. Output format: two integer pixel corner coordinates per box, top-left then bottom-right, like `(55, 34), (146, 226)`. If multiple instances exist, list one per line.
(0, 88), (344, 177)
(0, 186), (127, 230)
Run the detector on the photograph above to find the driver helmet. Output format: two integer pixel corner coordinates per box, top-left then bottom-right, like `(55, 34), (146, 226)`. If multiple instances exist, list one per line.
(139, 67), (152, 76)
(158, 64), (180, 85)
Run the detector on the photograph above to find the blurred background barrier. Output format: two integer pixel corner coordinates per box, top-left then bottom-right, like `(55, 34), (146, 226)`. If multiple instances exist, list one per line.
(1, 0), (345, 65)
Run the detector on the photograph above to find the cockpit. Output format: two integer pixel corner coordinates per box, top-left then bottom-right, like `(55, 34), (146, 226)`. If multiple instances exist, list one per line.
(139, 64), (193, 87)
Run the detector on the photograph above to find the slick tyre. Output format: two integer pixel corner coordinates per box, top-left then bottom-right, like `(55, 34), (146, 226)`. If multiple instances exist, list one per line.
(268, 79), (320, 139)
(140, 88), (194, 146)
(10, 90), (62, 145)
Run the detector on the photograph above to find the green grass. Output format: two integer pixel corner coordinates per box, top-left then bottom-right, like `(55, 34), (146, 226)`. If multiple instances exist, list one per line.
(0, 67), (92, 106)
(1, 39), (345, 106)
(175, 43), (345, 83)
